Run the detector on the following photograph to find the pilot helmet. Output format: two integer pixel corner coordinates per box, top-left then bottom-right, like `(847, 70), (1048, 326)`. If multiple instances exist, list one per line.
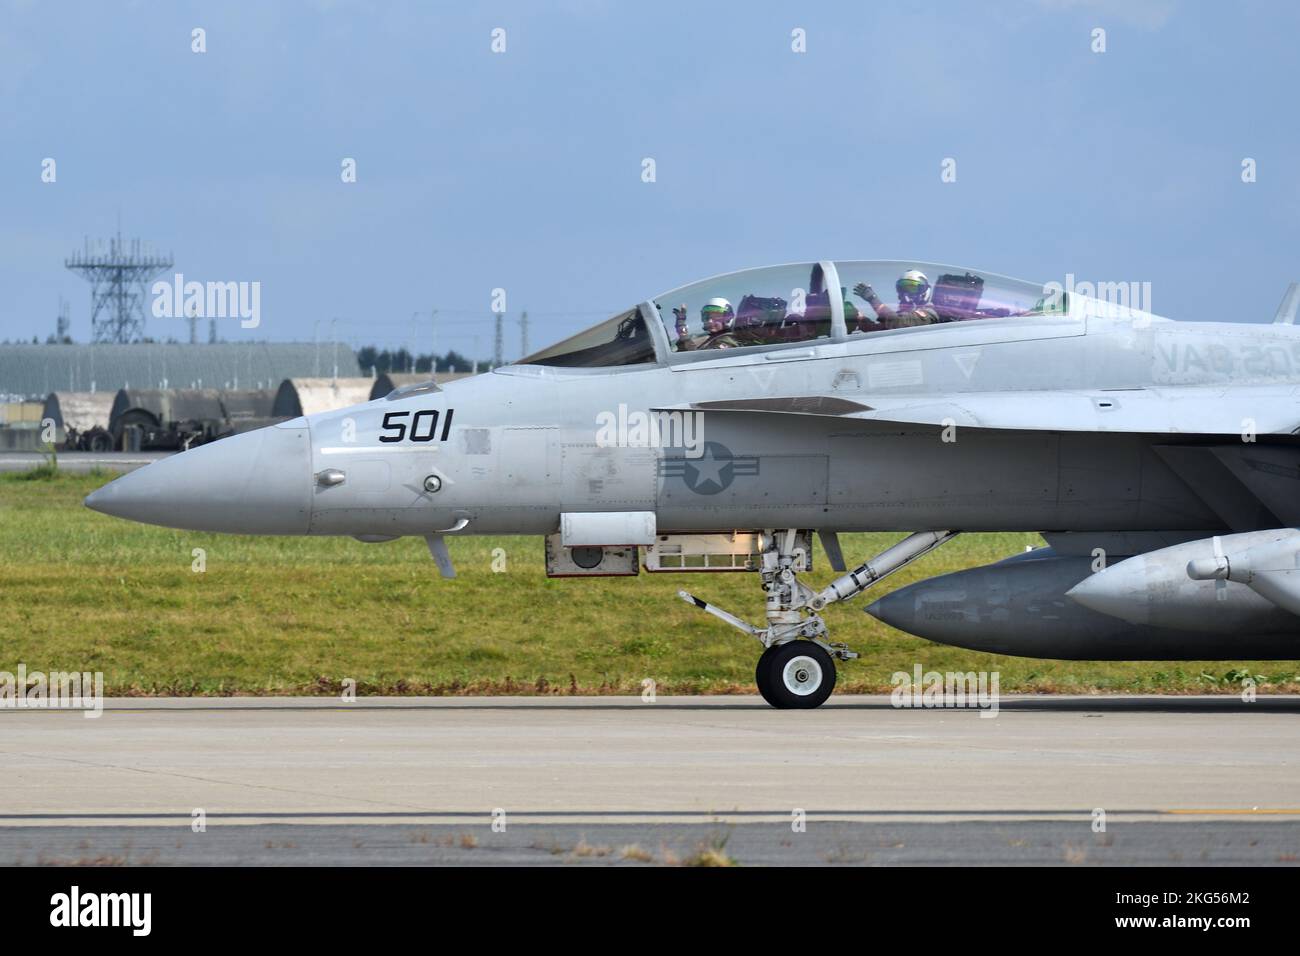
(896, 270), (931, 306)
(701, 297), (734, 333)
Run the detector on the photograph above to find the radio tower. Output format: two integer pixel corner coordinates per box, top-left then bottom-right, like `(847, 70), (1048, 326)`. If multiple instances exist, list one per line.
(493, 311), (504, 368)
(65, 232), (173, 343)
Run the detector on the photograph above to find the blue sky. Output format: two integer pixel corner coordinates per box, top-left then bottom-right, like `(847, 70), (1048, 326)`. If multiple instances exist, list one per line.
(3, 0), (1298, 360)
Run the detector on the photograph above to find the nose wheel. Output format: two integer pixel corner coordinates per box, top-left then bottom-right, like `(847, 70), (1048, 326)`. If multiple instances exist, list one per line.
(756, 641), (836, 709)
(680, 528), (959, 709)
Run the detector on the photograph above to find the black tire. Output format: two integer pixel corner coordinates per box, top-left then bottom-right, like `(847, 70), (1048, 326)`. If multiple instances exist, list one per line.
(754, 645), (777, 702)
(757, 641), (836, 709)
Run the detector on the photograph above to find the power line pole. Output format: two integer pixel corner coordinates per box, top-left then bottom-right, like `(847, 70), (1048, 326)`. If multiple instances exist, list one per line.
(408, 313), (418, 373)
(430, 307), (438, 375)
(330, 317), (339, 381)
(55, 297), (70, 342)
(518, 310), (529, 359)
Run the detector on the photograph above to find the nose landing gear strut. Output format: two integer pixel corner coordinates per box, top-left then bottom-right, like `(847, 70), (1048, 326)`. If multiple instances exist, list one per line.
(679, 529), (957, 708)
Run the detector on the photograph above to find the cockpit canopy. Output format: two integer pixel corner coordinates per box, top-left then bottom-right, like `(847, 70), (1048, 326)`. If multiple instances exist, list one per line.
(517, 260), (1073, 368)
(654, 262), (838, 355)
(517, 307), (656, 368)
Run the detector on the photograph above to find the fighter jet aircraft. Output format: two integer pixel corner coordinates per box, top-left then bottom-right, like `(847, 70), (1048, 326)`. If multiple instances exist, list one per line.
(84, 260), (1300, 708)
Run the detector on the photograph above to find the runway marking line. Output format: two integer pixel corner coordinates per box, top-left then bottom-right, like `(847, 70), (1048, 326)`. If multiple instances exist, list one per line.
(9, 809), (1300, 821)
(1165, 808), (1300, 815)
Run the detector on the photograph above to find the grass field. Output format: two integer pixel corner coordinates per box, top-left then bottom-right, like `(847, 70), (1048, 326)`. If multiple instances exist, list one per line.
(2, 468), (1297, 696)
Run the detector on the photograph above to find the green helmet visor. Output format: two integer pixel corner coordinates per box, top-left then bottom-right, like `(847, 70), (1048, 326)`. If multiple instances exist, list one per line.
(701, 304), (731, 321)
(897, 276), (928, 297)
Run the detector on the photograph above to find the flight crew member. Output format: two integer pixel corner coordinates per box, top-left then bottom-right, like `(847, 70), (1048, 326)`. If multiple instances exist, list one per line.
(843, 287), (879, 333)
(854, 270), (940, 329)
(673, 297), (744, 350)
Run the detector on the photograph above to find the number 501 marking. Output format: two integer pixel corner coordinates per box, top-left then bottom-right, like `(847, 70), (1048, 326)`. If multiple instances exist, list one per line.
(379, 408), (455, 443)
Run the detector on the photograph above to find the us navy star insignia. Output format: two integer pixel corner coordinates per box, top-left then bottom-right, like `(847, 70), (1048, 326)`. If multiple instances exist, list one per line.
(658, 441), (759, 495)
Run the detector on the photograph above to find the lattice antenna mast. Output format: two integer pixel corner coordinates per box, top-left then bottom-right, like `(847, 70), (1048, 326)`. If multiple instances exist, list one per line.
(65, 232), (173, 343)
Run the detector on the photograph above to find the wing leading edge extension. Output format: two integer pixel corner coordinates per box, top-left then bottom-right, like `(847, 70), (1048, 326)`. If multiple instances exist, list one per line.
(664, 384), (1300, 436)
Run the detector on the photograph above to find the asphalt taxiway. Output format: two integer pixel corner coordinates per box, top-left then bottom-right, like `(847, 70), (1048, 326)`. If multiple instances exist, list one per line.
(2, 696), (1297, 865)
(0, 450), (166, 473)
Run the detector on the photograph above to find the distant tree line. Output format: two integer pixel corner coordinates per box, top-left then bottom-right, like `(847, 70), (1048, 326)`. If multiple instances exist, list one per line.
(8, 335), (206, 345)
(355, 346), (485, 375)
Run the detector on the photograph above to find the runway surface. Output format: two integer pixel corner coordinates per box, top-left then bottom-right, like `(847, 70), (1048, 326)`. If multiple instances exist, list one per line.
(2, 695), (1298, 865)
(0, 450), (167, 473)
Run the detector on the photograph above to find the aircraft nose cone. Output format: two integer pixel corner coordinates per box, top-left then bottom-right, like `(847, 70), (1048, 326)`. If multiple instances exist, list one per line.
(82, 484), (111, 513)
(864, 591), (914, 633)
(84, 420), (312, 533)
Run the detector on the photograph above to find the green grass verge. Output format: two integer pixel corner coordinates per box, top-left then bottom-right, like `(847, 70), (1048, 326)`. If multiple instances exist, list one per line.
(1, 468), (1297, 696)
